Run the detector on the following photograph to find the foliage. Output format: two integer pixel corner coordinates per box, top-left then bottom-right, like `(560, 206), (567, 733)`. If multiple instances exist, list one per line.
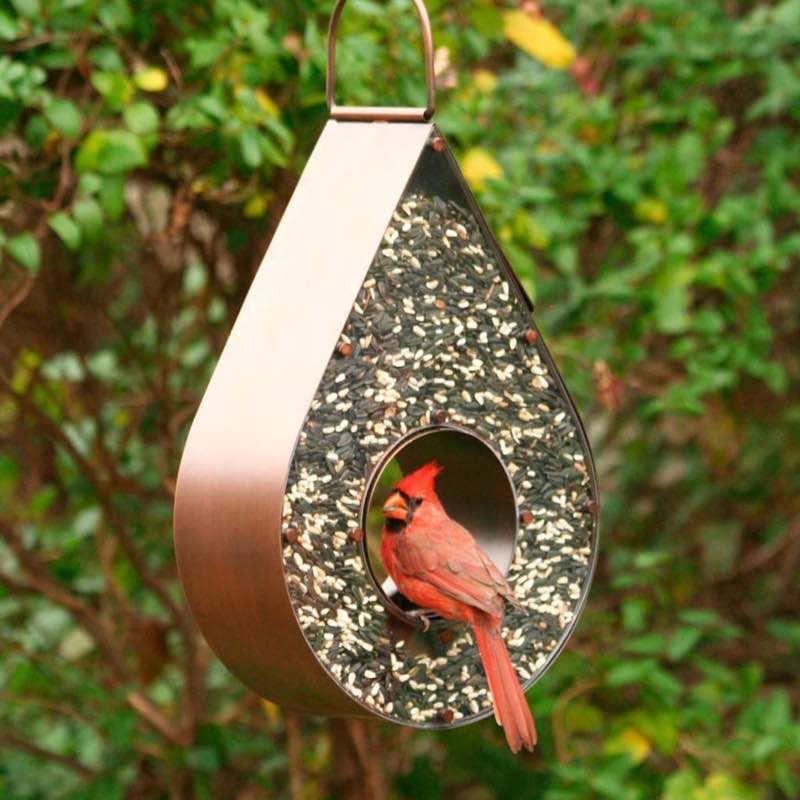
(1, 0), (799, 798)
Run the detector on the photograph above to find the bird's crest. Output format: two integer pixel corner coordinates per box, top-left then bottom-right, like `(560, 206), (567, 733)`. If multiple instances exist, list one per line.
(395, 460), (444, 497)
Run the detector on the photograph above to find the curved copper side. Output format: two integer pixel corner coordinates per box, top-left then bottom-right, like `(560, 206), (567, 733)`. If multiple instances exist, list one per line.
(174, 121), (433, 716)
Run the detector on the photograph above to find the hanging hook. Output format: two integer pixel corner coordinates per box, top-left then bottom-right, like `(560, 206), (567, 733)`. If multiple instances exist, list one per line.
(326, 0), (436, 122)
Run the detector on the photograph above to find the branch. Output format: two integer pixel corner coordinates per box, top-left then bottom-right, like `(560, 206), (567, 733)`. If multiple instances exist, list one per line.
(0, 521), (187, 747)
(0, 519), (131, 682)
(126, 691), (189, 747)
(343, 719), (386, 800)
(285, 711), (304, 800)
(551, 679), (599, 764)
(0, 733), (97, 779)
(0, 273), (34, 331)
(2, 368), (208, 746)
(0, 374), (188, 628)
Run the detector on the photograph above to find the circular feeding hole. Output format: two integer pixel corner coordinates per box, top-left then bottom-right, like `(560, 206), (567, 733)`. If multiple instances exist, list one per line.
(361, 425), (519, 626)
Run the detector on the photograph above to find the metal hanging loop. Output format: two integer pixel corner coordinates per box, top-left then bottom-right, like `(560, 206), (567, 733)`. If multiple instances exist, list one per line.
(326, 0), (436, 122)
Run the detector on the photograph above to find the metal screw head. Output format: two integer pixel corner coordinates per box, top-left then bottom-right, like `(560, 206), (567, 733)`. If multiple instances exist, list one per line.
(524, 328), (539, 345)
(350, 527), (365, 543)
(519, 509), (534, 525)
(284, 527), (299, 544)
(431, 136), (446, 152)
(336, 341), (353, 358)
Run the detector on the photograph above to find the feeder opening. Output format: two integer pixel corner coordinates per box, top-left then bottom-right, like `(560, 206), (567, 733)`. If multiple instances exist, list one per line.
(361, 426), (519, 624)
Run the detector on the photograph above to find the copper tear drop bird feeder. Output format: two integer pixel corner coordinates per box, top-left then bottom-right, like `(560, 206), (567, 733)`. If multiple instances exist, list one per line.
(174, 0), (599, 726)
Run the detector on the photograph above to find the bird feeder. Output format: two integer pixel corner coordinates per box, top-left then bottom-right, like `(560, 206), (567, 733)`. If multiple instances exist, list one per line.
(174, 0), (599, 727)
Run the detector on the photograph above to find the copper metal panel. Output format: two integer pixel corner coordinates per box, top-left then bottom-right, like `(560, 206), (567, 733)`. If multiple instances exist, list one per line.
(174, 120), (433, 715)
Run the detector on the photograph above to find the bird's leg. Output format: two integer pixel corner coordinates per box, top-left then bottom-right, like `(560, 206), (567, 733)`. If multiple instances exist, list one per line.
(406, 608), (438, 632)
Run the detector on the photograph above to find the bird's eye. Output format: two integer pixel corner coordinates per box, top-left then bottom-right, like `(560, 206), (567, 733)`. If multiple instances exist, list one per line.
(414, 496), (424, 505)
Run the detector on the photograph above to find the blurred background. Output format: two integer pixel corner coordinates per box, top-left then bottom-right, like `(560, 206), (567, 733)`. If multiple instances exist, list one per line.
(1, 0), (799, 797)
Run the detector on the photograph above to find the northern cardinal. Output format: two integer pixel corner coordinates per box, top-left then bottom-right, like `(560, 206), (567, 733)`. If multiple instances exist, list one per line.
(381, 461), (537, 753)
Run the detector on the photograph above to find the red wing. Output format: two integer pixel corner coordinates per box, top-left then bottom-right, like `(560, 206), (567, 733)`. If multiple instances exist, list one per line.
(397, 524), (516, 616)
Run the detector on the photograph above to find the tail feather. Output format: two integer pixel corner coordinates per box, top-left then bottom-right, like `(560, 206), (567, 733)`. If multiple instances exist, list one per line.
(473, 616), (537, 753)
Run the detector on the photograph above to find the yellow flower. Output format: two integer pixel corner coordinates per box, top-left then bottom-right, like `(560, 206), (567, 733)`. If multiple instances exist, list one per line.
(635, 198), (669, 225)
(260, 699), (281, 727)
(461, 148), (504, 191)
(605, 728), (651, 765)
(473, 69), (498, 93)
(134, 67), (168, 92)
(244, 193), (270, 218)
(255, 89), (279, 117)
(503, 10), (577, 70)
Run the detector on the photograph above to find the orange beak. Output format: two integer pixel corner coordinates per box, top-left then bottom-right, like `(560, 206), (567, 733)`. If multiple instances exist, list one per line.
(382, 491), (408, 522)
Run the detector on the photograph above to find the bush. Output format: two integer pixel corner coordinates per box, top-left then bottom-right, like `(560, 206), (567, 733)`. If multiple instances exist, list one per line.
(1, 0), (798, 797)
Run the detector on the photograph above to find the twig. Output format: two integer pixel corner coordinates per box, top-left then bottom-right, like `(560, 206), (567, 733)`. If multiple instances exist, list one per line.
(343, 719), (385, 800)
(551, 679), (598, 764)
(0, 521), (186, 747)
(0, 273), (34, 330)
(0, 521), (131, 681)
(0, 733), (97, 779)
(126, 692), (189, 747)
(0, 374), (188, 627)
(719, 518), (800, 581)
(285, 711), (304, 800)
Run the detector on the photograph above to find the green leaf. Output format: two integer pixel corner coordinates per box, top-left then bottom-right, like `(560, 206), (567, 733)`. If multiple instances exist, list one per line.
(697, 773), (760, 800)
(44, 97), (82, 138)
(48, 212), (82, 250)
(606, 659), (658, 687)
(667, 627), (703, 661)
(75, 129), (147, 174)
(774, 0), (800, 28)
(97, 0), (133, 33)
(239, 128), (262, 168)
(99, 175), (125, 220)
(10, 0), (40, 19)
(91, 71), (133, 110)
(6, 232), (41, 273)
(662, 769), (700, 800)
(123, 100), (159, 135)
(73, 198), (104, 241)
(0, 11), (19, 41)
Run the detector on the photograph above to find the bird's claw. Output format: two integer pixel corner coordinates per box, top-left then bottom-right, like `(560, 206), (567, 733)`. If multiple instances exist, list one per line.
(406, 609), (437, 632)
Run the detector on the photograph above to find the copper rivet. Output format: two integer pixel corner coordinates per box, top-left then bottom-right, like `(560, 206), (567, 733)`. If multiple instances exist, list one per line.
(336, 341), (353, 358)
(350, 527), (365, 543)
(431, 136), (446, 152)
(586, 500), (600, 514)
(438, 628), (454, 645)
(284, 527), (299, 544)
(524, 328), (539, 345)
(438, 708), (455, 723)
(434, 299), (446, 309)
(519, 509), (534, 525)
(431, 409), (448, 424)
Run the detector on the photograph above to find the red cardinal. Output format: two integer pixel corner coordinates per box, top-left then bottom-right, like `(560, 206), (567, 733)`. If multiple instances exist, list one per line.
(381, 461), (537, 753)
